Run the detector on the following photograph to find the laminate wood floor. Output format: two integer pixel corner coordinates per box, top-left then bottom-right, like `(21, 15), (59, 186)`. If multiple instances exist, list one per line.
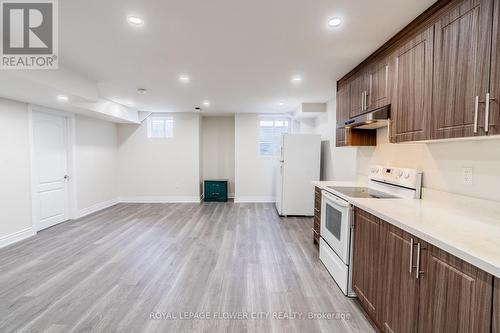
(0, 202), (375, 333)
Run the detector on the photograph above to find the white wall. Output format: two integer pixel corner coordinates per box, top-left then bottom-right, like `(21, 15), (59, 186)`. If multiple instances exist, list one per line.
(0, 98), (33, 246)
(357, 129), (500, 202)
(74, 115), (118, 215)
(117, 113), (201, 202)
(201, 116), (235, 197)
(234, 114), (277, 202)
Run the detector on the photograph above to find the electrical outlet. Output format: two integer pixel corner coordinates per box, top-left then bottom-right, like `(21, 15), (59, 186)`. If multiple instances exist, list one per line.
(462, 167), (473, 185)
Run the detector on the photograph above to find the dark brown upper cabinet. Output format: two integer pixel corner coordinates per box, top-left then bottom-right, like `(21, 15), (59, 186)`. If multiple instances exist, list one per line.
(336, 82), (377, 147)
(336, 0), (500, 144)
(488, 0), (500, 136)
(390, 27), (434, 143)
(337, 83), (351, 125)
(366, 59), (391, 112)
(349, 72), (371, 118)
(432, 0), (494, 139)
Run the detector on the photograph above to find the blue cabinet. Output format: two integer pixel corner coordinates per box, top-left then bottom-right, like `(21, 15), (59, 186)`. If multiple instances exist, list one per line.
(204, 180), (228, 202)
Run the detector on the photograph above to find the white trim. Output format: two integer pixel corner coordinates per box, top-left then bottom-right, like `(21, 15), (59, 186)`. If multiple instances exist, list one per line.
(75, 198), (120, 219)
(234, 196), (275, 203)
(28, 105), (77, 231)
(0, 228), (36, 249)
(119, 196), (201, 203)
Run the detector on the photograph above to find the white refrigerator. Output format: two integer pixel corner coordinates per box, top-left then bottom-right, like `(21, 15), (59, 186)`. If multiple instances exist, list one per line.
(275, 134), (321, 216)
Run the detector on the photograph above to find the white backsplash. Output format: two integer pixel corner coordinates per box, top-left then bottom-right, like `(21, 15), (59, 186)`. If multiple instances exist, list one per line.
(357, 127), (500, 202)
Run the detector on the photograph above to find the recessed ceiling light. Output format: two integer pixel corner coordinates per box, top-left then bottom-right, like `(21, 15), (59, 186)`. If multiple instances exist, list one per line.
(203, 100), (211, 107)
(57, 95), (68, 102)
(178, 74), (190, 83)
(127, 16), (144, 26)
(126, 101), (134, 106)
(278, 101), (285, 106)
(328, 17), (342, 28)
(291, 76), (302, 84)
(137, 88), (147, 94)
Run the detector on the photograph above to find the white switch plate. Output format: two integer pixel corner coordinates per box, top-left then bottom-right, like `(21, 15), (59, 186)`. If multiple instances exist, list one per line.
(462, 167), (473, 185)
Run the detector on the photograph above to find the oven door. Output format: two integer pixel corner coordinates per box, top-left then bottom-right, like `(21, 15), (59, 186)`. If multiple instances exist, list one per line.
(320, 190), (351, 264)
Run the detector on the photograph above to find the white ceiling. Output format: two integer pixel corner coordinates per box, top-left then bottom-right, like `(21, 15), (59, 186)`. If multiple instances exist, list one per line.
(56, 0), (435, 115)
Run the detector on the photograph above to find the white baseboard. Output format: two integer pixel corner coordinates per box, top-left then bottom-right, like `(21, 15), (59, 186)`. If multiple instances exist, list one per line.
(234, 196), (276, 203)
(0, 227), (36, 249)
(119, 196), (201, 203)
(75, 198), (120, 219)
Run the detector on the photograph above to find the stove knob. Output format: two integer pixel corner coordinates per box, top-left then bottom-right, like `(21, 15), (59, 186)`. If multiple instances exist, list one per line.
(397, 170), (404, 178)
(404, 172), (410, 179)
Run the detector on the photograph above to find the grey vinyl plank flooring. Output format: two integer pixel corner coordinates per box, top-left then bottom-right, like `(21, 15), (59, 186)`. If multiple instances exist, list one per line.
(0, 202), (375, 333)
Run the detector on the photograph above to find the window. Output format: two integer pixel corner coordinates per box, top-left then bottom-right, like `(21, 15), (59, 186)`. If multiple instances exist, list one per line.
(147, 116), (174, 138)
(259, 117), (290, 155)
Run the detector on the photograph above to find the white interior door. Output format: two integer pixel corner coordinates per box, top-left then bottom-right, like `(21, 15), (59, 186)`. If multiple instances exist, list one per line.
(32, 111), (70, 231)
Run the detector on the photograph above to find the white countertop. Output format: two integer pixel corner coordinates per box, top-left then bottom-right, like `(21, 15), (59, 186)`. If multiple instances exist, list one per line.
(313, 181), (500, 279)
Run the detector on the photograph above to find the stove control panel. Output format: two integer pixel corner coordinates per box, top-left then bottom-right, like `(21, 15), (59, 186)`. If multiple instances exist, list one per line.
(369, 165), (422, 190)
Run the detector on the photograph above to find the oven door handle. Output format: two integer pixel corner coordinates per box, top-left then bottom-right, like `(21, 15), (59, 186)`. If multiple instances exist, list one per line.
(323, 191), (350, 208)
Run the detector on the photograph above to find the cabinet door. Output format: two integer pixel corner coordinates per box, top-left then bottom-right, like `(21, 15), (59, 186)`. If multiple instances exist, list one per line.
(418, 242), (493, 333)
(352, 209), (383, 326)
(489, 0), (500, 135)
(337, 83), (351, 125)
(494, 278), (500, 333)
(380, 224), (420, 333)
(390, 27), (434, 143)
(432, 0), (494, 139)
(336, 127), (346, 147)
(349, 73), (370, 118)
(367, 59), (390, 111)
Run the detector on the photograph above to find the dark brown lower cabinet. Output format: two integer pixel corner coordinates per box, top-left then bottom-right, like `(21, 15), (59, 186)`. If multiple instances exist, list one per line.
(353, 208), (495, 333)
(352, 209), (383, 326)
(494, 278), (500, 333)
(418, 242), (493, 333)
(380, 224), (419, 333)
(312, 187), (321, 247)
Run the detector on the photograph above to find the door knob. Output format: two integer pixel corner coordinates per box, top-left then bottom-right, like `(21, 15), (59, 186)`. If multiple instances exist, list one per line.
(64, 175), (70, 180)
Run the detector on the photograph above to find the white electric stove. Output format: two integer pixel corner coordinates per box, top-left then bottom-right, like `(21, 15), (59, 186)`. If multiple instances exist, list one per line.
(319, 165), (422, 297)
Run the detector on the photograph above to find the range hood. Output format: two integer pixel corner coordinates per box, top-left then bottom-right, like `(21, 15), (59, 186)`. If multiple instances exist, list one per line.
(343, 105), (390, 130)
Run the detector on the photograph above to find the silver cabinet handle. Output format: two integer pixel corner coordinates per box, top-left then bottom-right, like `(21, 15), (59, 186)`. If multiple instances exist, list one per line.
(485, 93), (490, 133)
(416, 242), (423, 279)
(361, 91), (365, 111)
(485, 93), (495, 133)
(409, 238), (414, 273)
(365, 91), (368, 111)
(474, 96), (479, 133)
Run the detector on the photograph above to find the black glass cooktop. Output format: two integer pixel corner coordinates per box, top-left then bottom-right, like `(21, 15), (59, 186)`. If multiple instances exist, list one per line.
(327, 186), (397, 199)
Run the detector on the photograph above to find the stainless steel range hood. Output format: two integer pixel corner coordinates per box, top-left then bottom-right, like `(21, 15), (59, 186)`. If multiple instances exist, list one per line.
(343, 105), (390, 130)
